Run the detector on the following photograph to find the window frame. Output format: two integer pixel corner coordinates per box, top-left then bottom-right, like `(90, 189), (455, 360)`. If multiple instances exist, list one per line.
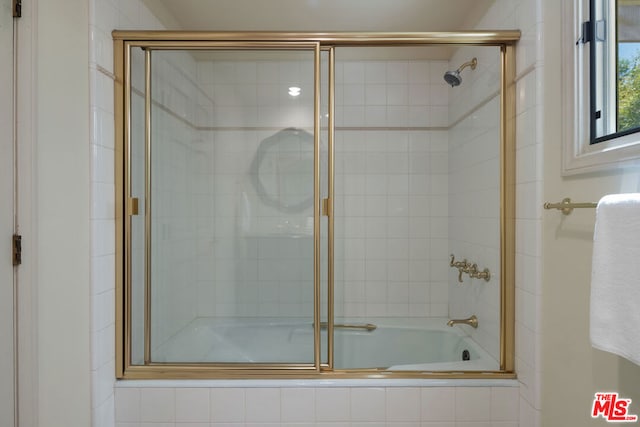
(563, 0), (640, 174)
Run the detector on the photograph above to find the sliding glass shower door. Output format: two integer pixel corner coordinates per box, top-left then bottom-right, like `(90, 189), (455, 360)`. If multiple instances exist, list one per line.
(127, 44), (328, 367)
(117, 33), (517, 379)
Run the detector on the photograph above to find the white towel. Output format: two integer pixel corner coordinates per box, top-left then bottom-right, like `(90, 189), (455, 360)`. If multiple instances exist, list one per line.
(590, 193), (640, 366)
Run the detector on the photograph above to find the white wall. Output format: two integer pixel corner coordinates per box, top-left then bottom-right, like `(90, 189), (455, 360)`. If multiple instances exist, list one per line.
(36, 0), (92, 426)
(540, 0), (640, 425)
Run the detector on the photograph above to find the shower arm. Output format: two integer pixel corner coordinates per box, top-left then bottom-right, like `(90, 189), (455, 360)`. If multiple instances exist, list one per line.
(456, 57), (477, 73)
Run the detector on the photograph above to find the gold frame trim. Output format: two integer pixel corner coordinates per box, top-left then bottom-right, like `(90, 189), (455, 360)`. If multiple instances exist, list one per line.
(112, 31), (520, 45)
(115, 38), (125, 377)
(143, 48), (152, 365)
(313, 42), (322, 371)
(326, 47), (336, 371)
(114, 31), (519, 380)
(500, 45), (516, 373)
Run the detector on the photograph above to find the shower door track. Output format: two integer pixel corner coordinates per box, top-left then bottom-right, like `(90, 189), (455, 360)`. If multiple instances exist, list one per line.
(114, 31), (519, 380)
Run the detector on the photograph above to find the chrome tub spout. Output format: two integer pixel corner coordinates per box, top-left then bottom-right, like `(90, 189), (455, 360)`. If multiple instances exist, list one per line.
(447, 315), (478, 329)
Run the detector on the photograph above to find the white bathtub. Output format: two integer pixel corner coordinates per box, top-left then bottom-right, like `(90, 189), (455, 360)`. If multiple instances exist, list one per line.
(152, 317), (499, 372)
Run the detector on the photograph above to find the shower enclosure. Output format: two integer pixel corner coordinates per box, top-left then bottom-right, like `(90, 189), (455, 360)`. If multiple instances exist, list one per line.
(114, 31), (518, 379)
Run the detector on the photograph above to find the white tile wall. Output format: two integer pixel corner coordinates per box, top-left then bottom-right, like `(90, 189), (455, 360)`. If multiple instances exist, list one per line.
(210, 388), (245, 422)
(334, 59), (450, 319)
(89, 1), (166, 426)
(115, 385), (519, 426)
(175, 388), (210, 422)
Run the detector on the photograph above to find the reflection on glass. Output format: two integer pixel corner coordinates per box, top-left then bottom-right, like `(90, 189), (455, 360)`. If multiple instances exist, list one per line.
(251, 128), (315, 214)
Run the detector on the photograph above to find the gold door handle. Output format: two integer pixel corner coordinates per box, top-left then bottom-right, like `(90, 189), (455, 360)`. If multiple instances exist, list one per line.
(128, 198), (139, 216)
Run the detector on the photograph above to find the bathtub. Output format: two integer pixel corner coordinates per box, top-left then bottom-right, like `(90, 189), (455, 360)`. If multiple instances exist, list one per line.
(152, 317), (499, 372)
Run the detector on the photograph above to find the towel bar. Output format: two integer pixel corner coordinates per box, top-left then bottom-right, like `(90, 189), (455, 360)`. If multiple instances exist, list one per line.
(543, 198), (597, 215)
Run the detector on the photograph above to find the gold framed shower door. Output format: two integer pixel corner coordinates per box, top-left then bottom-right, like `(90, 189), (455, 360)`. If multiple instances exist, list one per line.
(114, 31), (519, 380)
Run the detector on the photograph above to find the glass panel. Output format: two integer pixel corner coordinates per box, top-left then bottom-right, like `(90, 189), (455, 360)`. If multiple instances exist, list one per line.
(320, 49), (330, 366)
(142, 49), (317, 364)
(130, 46), (146, 365)
(591, 0), (615, 139)
(592, 0), (640, 140)
(446, 46), (501, 372)
(333, 46), (501, 371)
(617, 1), (640, 133)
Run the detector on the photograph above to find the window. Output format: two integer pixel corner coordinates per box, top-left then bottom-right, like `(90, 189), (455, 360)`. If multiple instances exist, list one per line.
(562, 0), (640, 173)
(591, 0), (640, 143)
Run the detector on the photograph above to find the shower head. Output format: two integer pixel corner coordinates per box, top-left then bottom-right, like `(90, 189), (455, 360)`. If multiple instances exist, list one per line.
(443, 57), (477, 87)
(443, 70), (463, 87)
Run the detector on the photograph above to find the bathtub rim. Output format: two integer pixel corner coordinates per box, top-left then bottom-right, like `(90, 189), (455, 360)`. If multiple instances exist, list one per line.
(115, 377), (519, 388)
(121, 316), (514, 380)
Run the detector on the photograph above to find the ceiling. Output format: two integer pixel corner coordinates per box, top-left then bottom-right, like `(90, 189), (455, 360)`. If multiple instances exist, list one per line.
(142, 0), (496, 59)
(144, 0), (494, 33)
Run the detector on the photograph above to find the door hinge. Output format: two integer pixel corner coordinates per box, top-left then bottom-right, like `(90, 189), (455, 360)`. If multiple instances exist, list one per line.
(12, 234), (22, 266)
(13, 0), (22, 18)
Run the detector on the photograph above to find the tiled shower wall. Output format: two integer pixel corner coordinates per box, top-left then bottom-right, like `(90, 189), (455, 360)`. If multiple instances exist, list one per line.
(190, 57), (451, 319)
(334, 59), (450, 318)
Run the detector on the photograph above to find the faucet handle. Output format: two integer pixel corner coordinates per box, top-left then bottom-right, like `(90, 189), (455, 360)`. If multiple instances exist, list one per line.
(450, 254), (471, 283)
(464, 263), (477, 274)
(470, 267), (491, 281)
